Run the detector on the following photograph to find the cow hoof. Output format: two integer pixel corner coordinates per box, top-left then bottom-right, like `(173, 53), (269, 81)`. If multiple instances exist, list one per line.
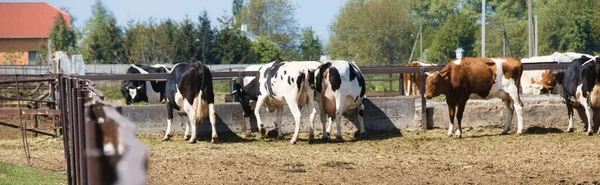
(359, 132), (367, 139)
(335, 137), (344, 142)
(161, 137), (171, 141)
(184, 135), (191, 140)
(322, 137), (330, 142)
(516, 131), (523, 135)
(500, 131), (509, 135)
(188, 139), (197, 144)
(587, 132), (594, 136)
(259, 129), (266, 137)
(276, 135), (284, 140)
(567, 128), (574, 133)
(211, 137), (219, 144)
(454, 134), (462, 139)
(308, 133), (315, 141)
(290, 140), (297, 144)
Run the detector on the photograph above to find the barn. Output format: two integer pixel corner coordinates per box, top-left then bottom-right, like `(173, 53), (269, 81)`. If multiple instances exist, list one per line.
(0, 2), (71, 65)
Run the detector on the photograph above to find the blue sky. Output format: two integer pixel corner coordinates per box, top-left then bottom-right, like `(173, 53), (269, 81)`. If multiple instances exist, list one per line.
(5, 0), (346, 43)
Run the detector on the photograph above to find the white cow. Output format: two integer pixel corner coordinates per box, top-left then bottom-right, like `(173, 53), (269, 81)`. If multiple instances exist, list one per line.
(312, 60), (367, 141)
(232, 60), (321, 144)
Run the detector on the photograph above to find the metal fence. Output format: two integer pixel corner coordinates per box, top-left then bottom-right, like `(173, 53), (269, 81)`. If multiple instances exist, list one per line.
(0, 75), (149, 185)
(0, 64), (255, 75)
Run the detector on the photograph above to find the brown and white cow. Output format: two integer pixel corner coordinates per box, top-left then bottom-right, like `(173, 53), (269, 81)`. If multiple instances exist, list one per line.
(424, 57), (524, 137)
(403, 61), (437, 96)
(521, 70), (564, 95)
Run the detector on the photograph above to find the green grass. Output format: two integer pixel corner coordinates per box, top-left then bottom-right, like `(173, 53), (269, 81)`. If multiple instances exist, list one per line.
(94, 84), (123, 101)
(0, 161), (65, 185)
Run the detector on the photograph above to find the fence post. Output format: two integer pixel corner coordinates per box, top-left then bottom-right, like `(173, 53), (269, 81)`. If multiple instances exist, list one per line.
(420, 67), (429, 129)
(398, 73), (404, 96)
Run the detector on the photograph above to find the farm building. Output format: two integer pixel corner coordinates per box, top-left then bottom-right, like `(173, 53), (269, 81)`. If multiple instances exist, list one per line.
(0, 2), (70, 65)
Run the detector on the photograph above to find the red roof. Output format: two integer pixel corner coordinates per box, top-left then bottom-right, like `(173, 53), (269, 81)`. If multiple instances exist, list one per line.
(0, 2), (71, 38)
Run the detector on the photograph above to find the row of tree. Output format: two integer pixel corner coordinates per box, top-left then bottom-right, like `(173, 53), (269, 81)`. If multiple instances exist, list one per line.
(46, 0), (600, 66)
(44, 0), (323, 64)
(329, 0), (600, 65)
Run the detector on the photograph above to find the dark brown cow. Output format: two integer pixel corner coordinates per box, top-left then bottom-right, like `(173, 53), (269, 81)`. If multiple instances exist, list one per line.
(424, 57), (524, 137)
(403, 61), (437, 96)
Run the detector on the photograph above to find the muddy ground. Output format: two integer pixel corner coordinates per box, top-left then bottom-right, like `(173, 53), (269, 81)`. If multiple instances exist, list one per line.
(1, 126), (600, 184)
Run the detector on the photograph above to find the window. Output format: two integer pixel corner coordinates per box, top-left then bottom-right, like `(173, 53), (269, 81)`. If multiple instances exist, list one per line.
(29, 51), (39, 65)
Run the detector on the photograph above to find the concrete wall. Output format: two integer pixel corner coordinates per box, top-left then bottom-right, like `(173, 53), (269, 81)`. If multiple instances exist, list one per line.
(121, 95), (592, 134)
(121, 97), (414, 134)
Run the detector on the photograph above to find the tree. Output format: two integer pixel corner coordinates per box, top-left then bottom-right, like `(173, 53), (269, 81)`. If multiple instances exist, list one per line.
(427, 13), (477, 63)
(252, 37), (281, 63)
(232, 0), (244, 26)
(536, 0), (600, 55)
(329, 0), (415, 65)
(298, 27), (323, 61)
(215, 15), (256, 64)
(196, 11), (216, 64)
(173, 16), (198, 63)
(240, 0), (300, 50)
(49, 13), (77, 53)
(82, 1), (125, 64)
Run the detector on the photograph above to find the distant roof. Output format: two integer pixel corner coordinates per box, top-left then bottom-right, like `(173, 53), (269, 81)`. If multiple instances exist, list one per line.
(0, 2), (71, 39)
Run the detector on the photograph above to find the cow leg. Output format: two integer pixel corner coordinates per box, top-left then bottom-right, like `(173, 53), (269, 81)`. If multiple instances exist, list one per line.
(334, 98), (346, 141)
(209, 103), (218, 143)
(501, 100), (514, 135)
(447, 105), (456, 137)
(275, 107), (284, 140)
(187, 115), (197, 143)
(507, 86), (524, 135)
(455, 100), (466, 138)
(162, 105), (174, 141)
(183, 117), (190, 140)
(308, 93), (318, 142)
(358, 103), (366, 138)
(582, 99), (594, 136)
(254, 95), (267, 137)
(320, 107), (330, 141)
(565, 96), (575, 132)
(287, 101), (302, 144)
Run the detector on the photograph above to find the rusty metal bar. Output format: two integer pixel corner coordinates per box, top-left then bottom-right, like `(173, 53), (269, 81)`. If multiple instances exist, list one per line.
(59, 75), (73, 185)
(0, 121), (57, 137)
(70, 78), (81, 185)
(77, 83), (88, 185)
(0, 96), (57, 104)
(0, 109), (62, 116)
(0, 77), (56, 84)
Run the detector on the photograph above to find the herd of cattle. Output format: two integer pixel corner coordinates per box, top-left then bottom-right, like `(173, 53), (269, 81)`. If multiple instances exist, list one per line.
(118, 53), (600, 143)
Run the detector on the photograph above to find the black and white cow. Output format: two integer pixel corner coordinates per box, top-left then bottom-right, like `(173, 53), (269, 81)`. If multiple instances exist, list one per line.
(312, 60), (366, 141)
(562, 55), (600, 135)
(121, 64), (171, 105)
(232, 60), (321, 144)
(162, 62), (217, 143)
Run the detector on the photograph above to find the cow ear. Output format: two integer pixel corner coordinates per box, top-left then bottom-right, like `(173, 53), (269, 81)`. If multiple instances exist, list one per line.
(136, 86), (143, 90)
(531, 78), (537, 84)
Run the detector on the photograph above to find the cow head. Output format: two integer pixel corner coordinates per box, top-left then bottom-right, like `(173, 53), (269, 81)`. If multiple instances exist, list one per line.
(231, 81), (259, 117)
(121, 81), (144, 105)
(424, 71), (450, 99)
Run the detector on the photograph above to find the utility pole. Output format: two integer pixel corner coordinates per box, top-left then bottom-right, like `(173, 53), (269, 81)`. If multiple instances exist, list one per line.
(528, 0), (533, 57)
(481, 0), (486, 57)
(534, 15), (538, 56)
(419, 23), (423, 61)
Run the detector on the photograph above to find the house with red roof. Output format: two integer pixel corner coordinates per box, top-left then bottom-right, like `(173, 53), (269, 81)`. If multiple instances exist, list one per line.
(0, 2), (71, 65)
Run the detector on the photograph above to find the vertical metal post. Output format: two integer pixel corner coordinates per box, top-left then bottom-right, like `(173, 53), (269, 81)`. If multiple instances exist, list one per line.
(534, 15), (538, 56)
(398, 74), (404, 96)
(528, 0), (533, 57)
(420, 67), (428, 129)
(482, 0), (486, 57)
(77, 81), (87, 185)
(59, 75), (73, 185)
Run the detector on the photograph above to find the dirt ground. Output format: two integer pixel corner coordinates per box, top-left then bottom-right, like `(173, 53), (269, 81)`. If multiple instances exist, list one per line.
(2, 126), (600, 184)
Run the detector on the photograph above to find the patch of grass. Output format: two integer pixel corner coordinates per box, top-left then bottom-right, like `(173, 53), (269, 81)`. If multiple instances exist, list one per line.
(94, 84), (123, 101)
(0, 161), (65, 185)
(213, 80), (231, 94)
